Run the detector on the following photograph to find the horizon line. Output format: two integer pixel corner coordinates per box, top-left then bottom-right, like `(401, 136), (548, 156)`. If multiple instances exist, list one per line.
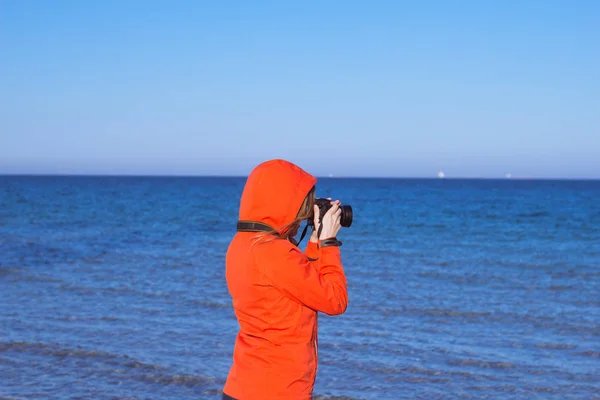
(1, 172), (599, 181)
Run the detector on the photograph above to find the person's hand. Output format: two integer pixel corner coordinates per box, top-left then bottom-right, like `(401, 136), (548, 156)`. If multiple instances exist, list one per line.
(309, 209), (320, 243)
(319, 200), (342, 240)
(309, 200), (324, 243)
(309, 197), (332, 242)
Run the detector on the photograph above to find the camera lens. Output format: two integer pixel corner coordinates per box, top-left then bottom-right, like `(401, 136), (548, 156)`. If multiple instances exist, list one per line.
(340, 205), (353, 227)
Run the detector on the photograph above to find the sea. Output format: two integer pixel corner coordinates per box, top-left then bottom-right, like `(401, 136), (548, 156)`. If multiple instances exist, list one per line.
(1, 176), (599, 400)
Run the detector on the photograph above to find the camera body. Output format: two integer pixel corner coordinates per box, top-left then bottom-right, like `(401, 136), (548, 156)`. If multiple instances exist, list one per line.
(308, 198), (353, 228)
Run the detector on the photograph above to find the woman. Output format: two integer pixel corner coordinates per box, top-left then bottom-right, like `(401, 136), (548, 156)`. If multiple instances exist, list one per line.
(222, 159), (348, 400)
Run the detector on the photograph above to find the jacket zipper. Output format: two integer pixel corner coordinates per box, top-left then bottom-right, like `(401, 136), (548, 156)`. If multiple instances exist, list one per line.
(313, 314), (319, 380)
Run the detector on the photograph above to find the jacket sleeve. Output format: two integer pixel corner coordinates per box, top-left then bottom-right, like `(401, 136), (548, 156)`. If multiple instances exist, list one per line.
(261, 242), (348, 316)
(304, 240), (320, 261)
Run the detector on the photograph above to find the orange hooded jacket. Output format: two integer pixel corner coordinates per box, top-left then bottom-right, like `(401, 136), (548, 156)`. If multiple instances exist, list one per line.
(223, 159), (348, 400)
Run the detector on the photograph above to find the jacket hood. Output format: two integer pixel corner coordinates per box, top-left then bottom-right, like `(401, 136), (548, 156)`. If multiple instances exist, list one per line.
(238, 159), (317, 230)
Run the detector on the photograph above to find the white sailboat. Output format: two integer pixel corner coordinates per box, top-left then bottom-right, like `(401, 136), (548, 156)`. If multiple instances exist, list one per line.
(437, 171), (445, 179)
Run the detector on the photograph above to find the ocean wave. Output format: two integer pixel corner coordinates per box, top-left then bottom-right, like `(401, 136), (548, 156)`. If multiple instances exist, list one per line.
(517, 211), (551, 218)
(0, 267), (23, 276)
(0, 340), (355, 399)
(448, 358), (515, 370)
(577, 351), (600, 358)
(534, 343), (577, 350)
(379, 306), (492, 319)
(0, 341), (162, 371)
(0, 341), (216, 389)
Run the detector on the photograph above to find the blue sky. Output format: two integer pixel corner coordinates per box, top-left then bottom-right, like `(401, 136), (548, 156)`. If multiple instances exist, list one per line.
(1, 0), (598, 178)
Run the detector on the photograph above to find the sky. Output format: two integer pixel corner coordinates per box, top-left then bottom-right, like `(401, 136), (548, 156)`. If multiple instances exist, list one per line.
(1, 0), (599, 179)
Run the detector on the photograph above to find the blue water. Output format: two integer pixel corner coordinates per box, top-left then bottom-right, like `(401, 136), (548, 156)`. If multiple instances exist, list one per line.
(1, 176), (599, 399)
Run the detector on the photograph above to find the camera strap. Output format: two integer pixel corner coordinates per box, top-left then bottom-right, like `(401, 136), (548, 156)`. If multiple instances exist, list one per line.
(237, 220), (311, 244)
(236, 221), (282, 238)
(297, 221), (334, 247)
(236, 220), (325, 250)
(296, 222), (311, 247)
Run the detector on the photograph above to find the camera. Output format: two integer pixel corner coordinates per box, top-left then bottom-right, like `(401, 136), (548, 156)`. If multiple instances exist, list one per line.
(308, 198), (353, 228)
